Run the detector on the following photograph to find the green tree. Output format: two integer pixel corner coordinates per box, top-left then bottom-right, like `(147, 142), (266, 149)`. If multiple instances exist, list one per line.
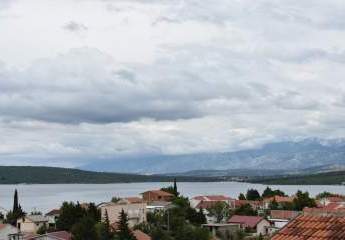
(116, 209), (136, 240)
(293, 190), (316, 211)
(246, 189), (261, 201)
(71, 216), (97, 240)
(173, 178), (178, 197)
(6, 190), (25, 226)
(238, 193), (246, 200)
(56, 202), (86, 231)
(37, 224), (48, 235)
(207, 202), (230, 223)
(268, 199), (279, 210)
(234, 204), (257, 216)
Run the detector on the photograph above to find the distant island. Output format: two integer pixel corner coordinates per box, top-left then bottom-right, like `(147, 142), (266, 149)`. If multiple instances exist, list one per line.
(0, 166), (227, 184)
(250, 170), (345, 185)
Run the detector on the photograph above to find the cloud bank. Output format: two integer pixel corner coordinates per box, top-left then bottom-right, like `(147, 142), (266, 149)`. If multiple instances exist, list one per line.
(1, 0), (345, 167)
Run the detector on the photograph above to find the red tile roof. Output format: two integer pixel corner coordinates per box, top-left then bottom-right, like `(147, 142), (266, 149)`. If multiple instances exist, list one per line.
(122, 197), (144, 204)
(271, 214), (345, 240)
(228, 215), (264, 228)
(143, 190), (174, 197)
(270, 210), (300, 220)
(193, 195), (233, 201)
(196, 201), (221, 209)
(235, 200), (262, 209)
(133, 230), (151, 240)
(46, 209), (60, 216)
(264, 195), (294, 203)
(45, 231), (72, 240)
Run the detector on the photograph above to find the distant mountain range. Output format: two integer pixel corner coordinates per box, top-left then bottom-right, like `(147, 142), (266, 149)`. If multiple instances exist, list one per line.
(81, 138), (345, 175)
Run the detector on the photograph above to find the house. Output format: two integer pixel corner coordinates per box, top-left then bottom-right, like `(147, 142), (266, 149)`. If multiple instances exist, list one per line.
(191, 195), (236, 209)
(45, 209), (60, 228)
(263, 196), (294, 209)
(27, 231), (72, 240)
(271, 214), (345, 239)
(318, 195), (345, 206)
(202, 223), (240, 239)
(142, 190), (174, 202)
(133, 230), (151, 240)
(228, 215), (270, 236)
(0, 223), (20, 239)
(100, 199), (147, 228)
(303, 206), (345, 217)
(17, 215), (49, 233)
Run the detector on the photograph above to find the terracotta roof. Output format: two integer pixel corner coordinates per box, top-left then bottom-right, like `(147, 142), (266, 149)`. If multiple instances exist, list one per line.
(270, 210), (300, 220)
(326, 196), (345, 203)
(46, 209), (60, 216)
(133, 230), (151, 240)
(143, 190), (174, 197)
(196, 201), (220, 209)
(271, 214), (345, 240)
(323, 203), (345, 211)
(303, 207), (345, 217)
(228, 215), (264, 228)
(0, 224), (8, 230)
(122, 197), (144, 204)
(44, 231), (72, 240)
(193, 195), (233, 201)
(264, 195), (294, 203)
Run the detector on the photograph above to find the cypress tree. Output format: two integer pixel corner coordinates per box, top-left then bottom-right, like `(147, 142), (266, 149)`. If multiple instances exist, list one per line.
(13, 189), (18, 212)
(173, 178), (178, 197)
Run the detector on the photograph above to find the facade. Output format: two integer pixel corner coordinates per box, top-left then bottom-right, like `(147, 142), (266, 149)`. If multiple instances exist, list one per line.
(146, 201), (174, 213)
(228, 215), (270, 236)
(142, 190), (174, 202)
(0, 224), (20, 240)
(16, 215), (49, 234)
(100, 199), (147, 228)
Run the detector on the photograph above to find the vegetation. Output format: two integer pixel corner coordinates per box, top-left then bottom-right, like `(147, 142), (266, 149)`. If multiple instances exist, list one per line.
(262, 187), (286, 198)
(233, 204), (257, 216)
(245, 189), (261, 201)
(0, 166), (224, 184)
(251, 171), (345, 185)
(135, 183), (210, 240)
(207, 202), (230, 223)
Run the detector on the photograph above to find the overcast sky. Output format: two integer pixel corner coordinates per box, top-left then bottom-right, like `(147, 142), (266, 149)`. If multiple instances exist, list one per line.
(1, 0), (345, 167)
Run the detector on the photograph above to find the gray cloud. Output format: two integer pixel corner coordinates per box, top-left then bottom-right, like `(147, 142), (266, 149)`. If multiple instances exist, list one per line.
(0, 0), (345, 165)
(63, 21), (88, 33)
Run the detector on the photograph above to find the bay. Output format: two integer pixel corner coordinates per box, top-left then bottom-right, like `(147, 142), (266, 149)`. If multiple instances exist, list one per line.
(0, 182), (343, 213)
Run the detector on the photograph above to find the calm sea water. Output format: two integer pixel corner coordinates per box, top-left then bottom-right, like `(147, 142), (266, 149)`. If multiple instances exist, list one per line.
(0, 182), (343, 213)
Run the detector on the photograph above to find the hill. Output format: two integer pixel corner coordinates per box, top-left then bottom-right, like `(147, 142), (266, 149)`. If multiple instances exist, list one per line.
(250, 171), (345, 185)
(81, 138), (345, 174)
(0, 166), (223, 184)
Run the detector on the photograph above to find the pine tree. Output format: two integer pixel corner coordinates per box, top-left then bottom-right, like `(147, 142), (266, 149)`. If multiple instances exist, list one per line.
(117, 209), (135, 240)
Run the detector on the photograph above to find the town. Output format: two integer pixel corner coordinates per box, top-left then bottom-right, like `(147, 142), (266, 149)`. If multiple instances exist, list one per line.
(0, 180), (343, 240)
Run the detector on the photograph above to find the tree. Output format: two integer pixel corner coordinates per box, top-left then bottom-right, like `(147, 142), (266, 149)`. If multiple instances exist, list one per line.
(6, 190), (25, 226)
(262, 187), (286, 198)
(234, 204), (257, 216)
(56, 202), (85, 231)
(116, 209), (136, 240)
(246, 189), (261, 201)
(293, 191), (316, 211)
(238, 193), (246, 200)
(71, 216), (97, 240)
(207, 202), (230, 223)
(37, 224), (48, 235)
(173, 178), (178, 197)
(268, 199), (279, 210)
(13, 189), (19, 213)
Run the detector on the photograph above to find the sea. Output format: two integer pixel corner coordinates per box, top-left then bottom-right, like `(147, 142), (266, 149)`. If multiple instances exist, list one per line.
(0, 182), (342, 213)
